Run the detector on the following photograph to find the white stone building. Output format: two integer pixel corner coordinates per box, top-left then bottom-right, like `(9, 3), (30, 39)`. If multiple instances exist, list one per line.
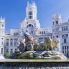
(52, 15), (69, 57)
(0, 1), (69, 58)
(4, 29), (20, 55)
(3, 1), (52, 55)
(0, 17), (5, 55)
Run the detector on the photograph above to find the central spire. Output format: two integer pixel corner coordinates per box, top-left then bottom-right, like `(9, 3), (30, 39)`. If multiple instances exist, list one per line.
(28, 0), (35, 4)
(26, 0), (37, 20)
(27, 0), (36, 7)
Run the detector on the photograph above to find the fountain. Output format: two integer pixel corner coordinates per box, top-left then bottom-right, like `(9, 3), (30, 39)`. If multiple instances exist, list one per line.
(12, 32), (67, 60)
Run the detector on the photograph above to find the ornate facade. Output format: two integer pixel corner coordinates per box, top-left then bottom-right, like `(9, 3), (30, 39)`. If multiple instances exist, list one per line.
(0, 1), (69, 58)
(52, 15), (69, 57)
(1, 1), (69, 58)
(3, 1), (51, 55)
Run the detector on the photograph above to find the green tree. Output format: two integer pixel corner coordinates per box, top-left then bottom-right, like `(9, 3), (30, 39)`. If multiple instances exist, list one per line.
(4, 52), (11, 58)
(44, 38), (59, 50)
(34, 43), (39, 51)
(38, 44), (45, 51)
(44, 38), (51, 50)
(51, 38), (59, 50)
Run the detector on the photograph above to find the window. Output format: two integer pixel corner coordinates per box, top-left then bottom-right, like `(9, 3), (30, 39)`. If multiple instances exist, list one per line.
(39, 38), (44, 43)
(39, 38), (43, 41)
(6, 42), (9, 46)
(62, 46), (65, 53)
(14, 39), (18, 46)
(53, 22), (54, 25)
(40, 32), (41, 34)
(62, 35), (64, 38)
(42, 31), (43, 34)
(66, 26), (68, 30)
(44, 31), (45, 34)
(66, 34), (68, 37)
(65, 46), (66, 49)
(62, 46), (69, 57)
(31, 31), (33, 34)
(15, 49), (17, 51)
(2, 24), (4, 27)
(62, 34), (68, 38)
(62, 27), (64, 31)
(56, 21), (58, 24)
(62, 26), (68, 31)
(64, 39), (66, 43)
(56, 35), (58, 38)
(27, 24), (33, 27)
(2, 41), (3, 45)
(10, 49), (13, 54)
(14, 33), (19, 36)
(29, 11), (32, 15)
(10, 42), (13, 45)
(6, 39), (9, 46)
(29, 16), (32, 19)
(63, 46), (69, 57)
(10, 39), (13, 46)
(62, 46), (64, 50)
(15, 49), (17, 52)
(1, 48), (3, 54)
(1, 38), (3, 40)
(28, 24), (33, 27)
(14, 42), (17, 46)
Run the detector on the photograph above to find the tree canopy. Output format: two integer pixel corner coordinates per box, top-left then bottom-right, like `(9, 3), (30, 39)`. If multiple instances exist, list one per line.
(44, 38), (59, 50)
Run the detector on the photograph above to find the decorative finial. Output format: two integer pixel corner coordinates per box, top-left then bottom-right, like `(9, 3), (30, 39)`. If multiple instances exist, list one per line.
(27, 1), (29, 6)
(32, 0), (36, 6)
(0, 16), (5, 22)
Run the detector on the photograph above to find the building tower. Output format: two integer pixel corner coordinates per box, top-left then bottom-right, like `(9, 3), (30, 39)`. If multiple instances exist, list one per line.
(0, 17), (5, 55)
(52, 15), (62, 52)
(52, 14), (62, 38)
(26, 1), (37, 20)
(21, 1), (40, 36)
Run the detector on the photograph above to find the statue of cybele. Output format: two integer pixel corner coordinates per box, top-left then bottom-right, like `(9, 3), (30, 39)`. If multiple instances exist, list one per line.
(17, 32), (34, 53)
(24, 32), (34, 51)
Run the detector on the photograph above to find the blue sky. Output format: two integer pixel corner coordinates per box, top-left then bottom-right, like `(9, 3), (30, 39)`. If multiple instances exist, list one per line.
(0, 0), (69, 32)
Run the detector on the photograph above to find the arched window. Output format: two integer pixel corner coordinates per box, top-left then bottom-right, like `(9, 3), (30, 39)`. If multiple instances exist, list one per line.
(44, 31), (45, 34)
(56, 21), (58, 24)
(29, 11), (32, 15)
(28, 11), (33, 19)
(40, 32), (41, 34)
(29, 16), (32, 19)
(27, 24), (33, 28)
(42, 31), (43, 34)
(10, 39), (13, 46)
(1, 48), (3, 54)
(10, 49), (13, 54)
